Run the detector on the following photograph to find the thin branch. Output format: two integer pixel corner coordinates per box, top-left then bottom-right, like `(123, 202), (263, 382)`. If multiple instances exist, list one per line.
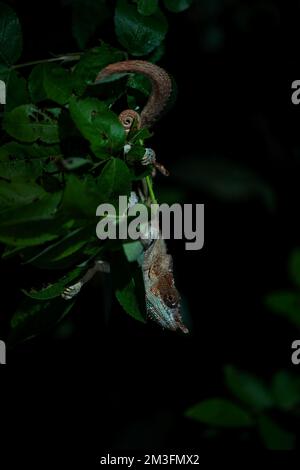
(13, 54), (82, 70)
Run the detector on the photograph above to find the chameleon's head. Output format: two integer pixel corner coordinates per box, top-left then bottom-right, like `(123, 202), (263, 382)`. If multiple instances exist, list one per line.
(146, 289), (189, 334)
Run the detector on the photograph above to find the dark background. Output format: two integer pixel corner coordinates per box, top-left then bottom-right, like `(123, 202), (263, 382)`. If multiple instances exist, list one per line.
(2, 0), (300, 457)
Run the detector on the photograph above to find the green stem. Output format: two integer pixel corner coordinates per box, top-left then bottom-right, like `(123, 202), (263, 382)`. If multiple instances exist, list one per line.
(13, 54), (82, 70)
(145, 176), (157, 205)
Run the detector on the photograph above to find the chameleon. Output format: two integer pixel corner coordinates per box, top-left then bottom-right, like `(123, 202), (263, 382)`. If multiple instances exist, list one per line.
(141, 234), (188, 334)
(62, 60), (188, 334)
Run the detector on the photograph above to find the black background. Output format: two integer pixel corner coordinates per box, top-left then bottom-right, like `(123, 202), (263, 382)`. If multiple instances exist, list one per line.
(2, 0), (300, 458)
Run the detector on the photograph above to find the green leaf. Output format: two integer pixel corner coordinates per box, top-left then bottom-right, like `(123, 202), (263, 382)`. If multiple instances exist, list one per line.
(185, 399), (254, 428)
(0, 181), (46, 209)
(0, 2), (22, 65)
(69, 97), (125, 158)
(115, 0), (168, 56)
(91, 114), (125, 158)
(127, 73), (151, 96)
(3, 105), (60, 143)
(97, 158), (131, 201)
(22, 267), (83, 300)
(73, 43), (126, 95)
(2, 244), (28, 259)
(129, 127), (153, 144)
(224, 365), (274, 411)
(29, 63), (74, 105)
(289, 249), (300, 286)
(115, 276), (145, 323)
(147, 41), (166, 63)
(0, 142), (58, 185)
(136, 0), (159, 16)
(43, 63), (73, 105)
(113, 252), (145, 323)
(126, 143), (146, 164)
(72, 0), (110, 49)
(265, 291), (300, 326)
(0, 65), (29, 111)
(22, 226), (92, 269)
(9, 297), (75, 345)
(0, 219), (62, 247)
(271, 371), (300, 411)
(3, 105), (39, 142)
(60, 174), (100, 219)
(123, 241), (144, 262)
(163, 0), (193, 13)
(0, 189), (61, 220)
(0, 192), (63, 247)
(0, 141), (61, 160)
(257, 416), (295, 450)
(28, 64), (47, 103)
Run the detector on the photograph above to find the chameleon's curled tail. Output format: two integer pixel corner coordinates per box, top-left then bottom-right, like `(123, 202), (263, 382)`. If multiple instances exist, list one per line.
(95, 60), (172, 128)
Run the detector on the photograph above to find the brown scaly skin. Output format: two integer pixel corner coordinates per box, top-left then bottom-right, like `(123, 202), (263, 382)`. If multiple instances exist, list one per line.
(142, 237), (189, 334)
(95, 60), (172, 129)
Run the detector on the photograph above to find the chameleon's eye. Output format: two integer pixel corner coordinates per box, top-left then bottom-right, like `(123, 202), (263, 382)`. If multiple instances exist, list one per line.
(164, 294), (178, 308)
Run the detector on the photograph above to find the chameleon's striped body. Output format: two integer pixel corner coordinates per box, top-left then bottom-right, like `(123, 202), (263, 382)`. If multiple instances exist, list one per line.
(140, 237), (188, 334)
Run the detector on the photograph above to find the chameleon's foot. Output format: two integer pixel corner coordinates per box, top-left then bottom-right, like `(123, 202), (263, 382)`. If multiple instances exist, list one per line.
(128, 191), (139, 209)
(62, 282), (82, 300)
(142, 148), (170, 177)
(141, 148), (156, 166)
(61, 261), (111, 301)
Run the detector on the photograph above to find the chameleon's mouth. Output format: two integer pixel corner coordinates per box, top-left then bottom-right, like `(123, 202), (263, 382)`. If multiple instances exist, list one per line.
(146, 293), (188, 334)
